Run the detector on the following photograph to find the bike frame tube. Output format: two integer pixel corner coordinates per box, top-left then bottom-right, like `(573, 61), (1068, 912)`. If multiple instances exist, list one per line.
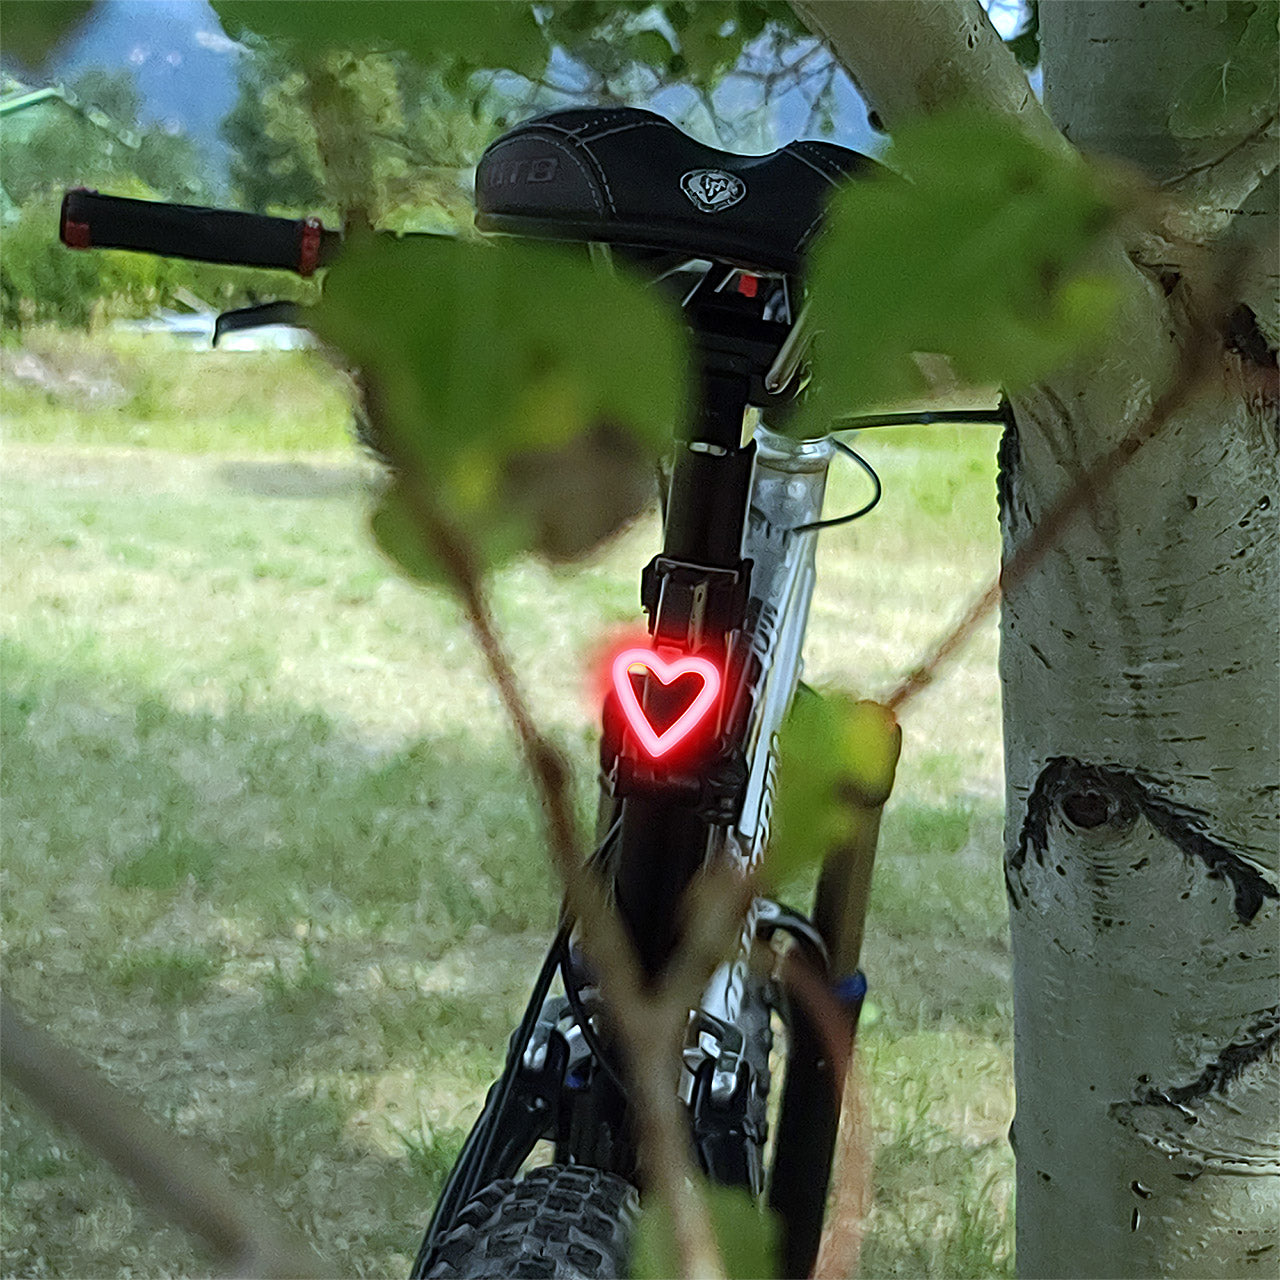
(688, 427), (845, 1277)
(421, 395), (843, 1270)
(426, 277), (845, 1258)
(613, 415), (833, 974)
(731, 426), (834, 865)
(697, 426), (834, 1025)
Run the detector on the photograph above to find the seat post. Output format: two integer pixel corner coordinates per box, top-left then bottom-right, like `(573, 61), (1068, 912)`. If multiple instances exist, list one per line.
(663, 371), (755, 571)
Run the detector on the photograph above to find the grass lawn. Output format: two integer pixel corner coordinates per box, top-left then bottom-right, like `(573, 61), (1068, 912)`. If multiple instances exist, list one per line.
(1, 329), (1013, 1278)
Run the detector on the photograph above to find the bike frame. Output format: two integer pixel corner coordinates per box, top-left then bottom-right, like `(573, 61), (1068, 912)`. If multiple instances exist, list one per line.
(420, 285), (854, 1274)
(54, 187), (856, 1273)
(609, 415), (849, 1277)
(726, 424), (834, 873)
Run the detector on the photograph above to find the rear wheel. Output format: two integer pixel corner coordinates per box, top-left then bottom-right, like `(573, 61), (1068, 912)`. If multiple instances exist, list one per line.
(418, 1164), (639, 1279)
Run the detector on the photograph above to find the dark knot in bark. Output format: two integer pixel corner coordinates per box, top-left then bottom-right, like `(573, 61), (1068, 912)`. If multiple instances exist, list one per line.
(1008, 757), (1277, 924)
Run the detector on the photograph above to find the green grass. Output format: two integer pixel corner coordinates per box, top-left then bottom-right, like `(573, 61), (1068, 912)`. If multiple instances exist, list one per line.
(108, 946), (226, 1006)
(1, 326), (355, 453)
(1, 331), (1012, 1277)
(855, 1031), (1014, 1278)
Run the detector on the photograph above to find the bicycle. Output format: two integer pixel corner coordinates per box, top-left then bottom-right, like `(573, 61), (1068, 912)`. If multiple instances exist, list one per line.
(61, 105), (999, 1280)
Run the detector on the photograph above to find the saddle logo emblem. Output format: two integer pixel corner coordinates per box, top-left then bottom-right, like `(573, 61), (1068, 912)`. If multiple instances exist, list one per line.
(680, 169), (746, 214)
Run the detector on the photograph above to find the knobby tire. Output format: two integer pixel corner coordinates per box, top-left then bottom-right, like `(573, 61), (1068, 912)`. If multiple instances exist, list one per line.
(418, 1164), (639, 1280)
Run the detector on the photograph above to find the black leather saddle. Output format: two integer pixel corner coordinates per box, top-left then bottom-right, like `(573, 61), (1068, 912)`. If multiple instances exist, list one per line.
(474, 107), (874, 275)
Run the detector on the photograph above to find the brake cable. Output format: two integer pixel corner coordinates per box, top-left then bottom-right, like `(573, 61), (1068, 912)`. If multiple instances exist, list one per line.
(790, 406), (1009, 534)
(791, 439), (882, 533)
(835, 407), (1008, 430)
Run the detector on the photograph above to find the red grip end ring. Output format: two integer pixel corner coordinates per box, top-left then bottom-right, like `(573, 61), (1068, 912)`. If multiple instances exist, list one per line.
(298, 217), (322, 276)
(62, 219), (92, 249)
(60, 188), (96, 249)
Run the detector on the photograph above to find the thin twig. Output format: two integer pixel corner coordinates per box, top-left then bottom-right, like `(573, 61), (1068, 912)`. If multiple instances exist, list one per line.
(657, 861), (756, 1023)
(777, 949), (856, 1098)
(382, 445), (729, 1280)
(385, 463), (598, 913)
(778, 953), (872, 1279)
(623, 1018), (730, 1280)
(813, 1060), (873, 1280)
(308, 62), (738, 1275)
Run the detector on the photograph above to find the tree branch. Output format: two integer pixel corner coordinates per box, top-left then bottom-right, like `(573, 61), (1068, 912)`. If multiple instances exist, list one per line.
(790, 0), (1065, 149)
(1160, 113), (1280, 242)
(381, 452), (729, 1280)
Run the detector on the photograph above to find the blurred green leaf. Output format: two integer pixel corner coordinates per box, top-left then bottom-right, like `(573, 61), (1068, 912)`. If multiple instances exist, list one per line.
(212, 0), (547, 78)
(632, 1183), (779, 1280)
(662, 1), (795, 81)
(315, 231), (688, 574)
(628, 28), (676, 69)
(369, 482), (452, 588)
(1169, 0), (1278, 138)
(0, 0), (92, 66)
(673, 10), (742, 80)
(792, 112), (1125, 434)
(537, 1), (800, 85)
(766, 690), (901, 890)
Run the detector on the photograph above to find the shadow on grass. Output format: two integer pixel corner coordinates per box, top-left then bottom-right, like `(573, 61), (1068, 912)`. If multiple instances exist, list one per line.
(2, 635), (558, 943)
(215, 458), (380, 501)
(2, 637), (563, 1276)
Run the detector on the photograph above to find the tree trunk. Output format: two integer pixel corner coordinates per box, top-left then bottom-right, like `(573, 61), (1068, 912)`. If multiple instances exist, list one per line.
(792, 1), (1278, 1275)
(1004, 5), (1278, 1275)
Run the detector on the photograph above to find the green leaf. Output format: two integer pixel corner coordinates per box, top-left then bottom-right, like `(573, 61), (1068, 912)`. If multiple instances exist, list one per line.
(535, 2), (801, 90)
(315, 231), (688, 574)
(368, 482), (451, 587)
(791, 112), (1125, 433)
(0, 0), (92, 66)
(627, 28), (677, 70)
(212, 0), (548, 79)
(1169, 0), (1279, 138)
(632, 1184), (779, 1280)
(669, 3), (744, 81)
(765, 690), (901, 891)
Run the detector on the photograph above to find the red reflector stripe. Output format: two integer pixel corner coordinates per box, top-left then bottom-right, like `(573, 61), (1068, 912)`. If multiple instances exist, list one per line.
(737, 274), (758, 298)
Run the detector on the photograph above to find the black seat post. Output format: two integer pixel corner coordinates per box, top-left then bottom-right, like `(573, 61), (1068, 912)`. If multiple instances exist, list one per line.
(663, 370), (755, 573)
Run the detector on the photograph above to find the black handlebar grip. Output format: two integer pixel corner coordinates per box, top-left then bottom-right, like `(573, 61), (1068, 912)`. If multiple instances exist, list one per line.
(60, 189), (341, 276)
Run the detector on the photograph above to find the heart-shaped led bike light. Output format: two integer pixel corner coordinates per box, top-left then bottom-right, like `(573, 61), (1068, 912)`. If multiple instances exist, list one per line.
(611, 647), (722, 760)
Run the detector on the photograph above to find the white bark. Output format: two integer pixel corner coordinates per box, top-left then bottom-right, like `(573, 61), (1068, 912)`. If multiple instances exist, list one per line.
(791, 1), (1279, 1275)
(1002, 334), (1279, 1278)
(1006, 5), (1279, 1275)
(793, 0), (1068, 151)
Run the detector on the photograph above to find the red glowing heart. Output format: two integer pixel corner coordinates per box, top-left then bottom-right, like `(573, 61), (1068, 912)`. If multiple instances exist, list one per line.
(611, 647), (722, 760)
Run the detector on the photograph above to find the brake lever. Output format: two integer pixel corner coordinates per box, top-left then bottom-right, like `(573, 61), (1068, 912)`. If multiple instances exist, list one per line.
(213, 301), (304, 346)
(763, 301), (810, 394)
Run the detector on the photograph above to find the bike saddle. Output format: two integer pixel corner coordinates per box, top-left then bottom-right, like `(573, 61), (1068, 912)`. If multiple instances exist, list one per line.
(474, 106), (874, 275)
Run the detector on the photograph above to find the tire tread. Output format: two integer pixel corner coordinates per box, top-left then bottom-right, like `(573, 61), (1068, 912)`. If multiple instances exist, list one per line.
(423, 1164), (638, 1279)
